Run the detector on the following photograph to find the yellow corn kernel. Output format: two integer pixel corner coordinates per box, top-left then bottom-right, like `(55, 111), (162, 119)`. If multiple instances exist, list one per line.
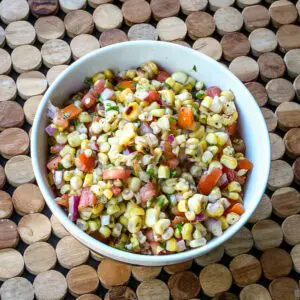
(63, 171), (73, 182)
(226, 212), (240, 225)
(60, 145), (75, 157)
(223, 111), (238, 126)
(206, 133), (218, 145)
(104, 69), (114, 79)
(165, 77), (176, 87)
(70, 176), (83, 190)
(145, 208), (159, 227)
(48, 172), (54, 185)
(126, 69), (136, 79)
(178, 200), (188, 213)
(228, 181), (242, 193)
(228, 192), (242, 201)
(185, 211), (196, 221)
(83, 174), (93, 187)
(153, 219), (171, 235)
(220, 155), (238, 169)
(190, 125), (205, 139)
(60, 184), (70, 194)
(215, 132), (229, 146)
(199, 140), (207, 151)
(207, 114), (223, 129)
(182, 223), (193, 240)
(103, 189), (113, 200)
(199, 114), (207, 124)
(188, 194), (203, 214)
(107, 204), (120, 215)
(81, 139), (89, 150)
(119, 215), (128, 227)
(92, 72), (105, 84)
(219, 216), (229, 230)
(118, 88), (133, 103)
(221, 90), (234, 101)
(166, 238), (178, 252)
(201, 96), (213, 109)
(130, 207), (145, 216)
(160, 89), (175, 105)
(123, 102), (140, 121)
(92, 203), (104, 215)
(99, 226), (111, 238)
(119, 123), (137, 147)
(128, 216), (142, 233)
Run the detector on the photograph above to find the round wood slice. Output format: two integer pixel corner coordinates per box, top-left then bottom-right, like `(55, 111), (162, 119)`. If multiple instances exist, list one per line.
(284, 128), (300, 158)
(284, 49), (300, 78)
(67, 265), (99, 297)
(0, 26), (5, 48)
(276, 24), (300, 53)
(78, 295), (102, 300)
(70, 34), (100, 60)
(56, 236), (89, 269)
(5, 21), (36, 49)
(180, 0), (208, 14)
(261, 107), (277, 132)
(245, 81), (268, 107)
(186, 11), (215, 40)
(229, 56), (259, 82)
(0, 277), (34, 300)
(132, 266), (162, 281)
(88, 0), (113, 8)
(208, 0), (235, 12)
(258, 52), (285, 82)
(128, 24), (158, 41)
(291, 244), (300, 273)
(269, 277), (299, 300)
(252, 219), (283, 250)
(260, 248), (292, 280)
(150, 0), (180, 21)
(248, 194), (272, 223)
(220, 32), (250, 61)
(269, 133), (285, 161)
(136, 279), (170, 300)
(212, 292), (238, 300)
(282, 214), (300, 245)
(90, 250), (105, 261)
(16, 71), (47, 100)
(50, 214), (69, 238)
(104, 286), (136, 300)
(0, 191), (13, 219)
(236, 0), (261, 8)
(0, 128), (29, 159)
(297, 0), (300, 20)
(0, 101), (24, 131)
(5, 155), (35, 187)
(23, 95), (43, 125)
(168, 271), (200, 300)
(34, 16), (65, 43)
(100, 29), (128, 46)
(199, 264), (232, 297)
(59, 0), (87, 13)
(33, 270), (67, 300)
(269, 0), (298, 28)
(24, 242), (57, 275)
(195, 245), (224, 266)
(0, 219), (19, 249)
(0, 249), (24, 281)
(293, 157), (300, 185)
(47, 65), (68, 85)
(64, 10), (94, 38)
(122, 0), (151, 26)
(193, 37), (222, 61)
(224, 226), (253, 257)
(240, 284), (271, 300)
(97, 259), (131, 288)
(0, 0), (29, 24)
(214, 7), (243, 36)
(157, 17), (187, 41)
(229, 254), (262, 287)
(242, 5), (269, 32)
(164, 260), (193, 274)
(93, 4), (123, 32)
(28, 0), (59, 17)
(0, 49), (12, 75)
(0, 76), (17, 102)
(276, 101), (300, 131)
(0, 166), (5, 190)
(266, 78), (294, 107)
(41, 39), (71, 68)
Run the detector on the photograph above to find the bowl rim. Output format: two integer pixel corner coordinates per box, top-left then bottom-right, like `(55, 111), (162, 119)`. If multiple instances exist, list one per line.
(31, 40), (271, 266)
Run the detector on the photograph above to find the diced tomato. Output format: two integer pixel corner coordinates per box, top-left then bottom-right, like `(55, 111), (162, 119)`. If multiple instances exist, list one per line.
(237, 159), (253, 170)
(82, 91), (98, 109)
(226, 203), (245, 215)
(93, 79), (105, 94)
(145, 229), (155, 242)
(53, 111), (69, 130)
(56, 194), (69, 208)
(79, 187), (97, 211)
(164, 141), (175, 159)
(102, 167), (131, 180)
(178, 107), (195, 130)
(140, 182), (159, 208)
(112, 186), (122, 196)
(146, 90), (160, 102)
(117, 81), (136, 91)
(62, 104), (82, 120)
(198, 168), (223, 195)
(156, 70), (171, 82)
(227, 122), (237, 136)
(47, 156), (62, 170)
(171, 216), (187, 226)
(166, 157), (179, 170)
(223, 167), (246, 185)
(206, 86), (222, 97)
(78, 153), (97, 172)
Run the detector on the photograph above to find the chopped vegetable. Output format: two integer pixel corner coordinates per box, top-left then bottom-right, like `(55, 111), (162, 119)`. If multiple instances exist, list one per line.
(102, 168), (131, 180)
(62, 104), (82, 120)
(178, 107), (195, 130)
(198, 168), (223, 195)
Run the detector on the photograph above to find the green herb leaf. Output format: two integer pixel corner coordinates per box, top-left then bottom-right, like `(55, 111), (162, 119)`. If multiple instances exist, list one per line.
(63, 112), (71, 119)
(192, 65), (197, 72)
(57, 163), (64, 170)
(170, 170), (177, 178)
(175, 223), (184, 233)
(106, 105), (119, 112)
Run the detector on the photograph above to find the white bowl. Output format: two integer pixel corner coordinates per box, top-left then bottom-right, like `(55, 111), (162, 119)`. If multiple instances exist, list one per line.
(32, 41), (270, 266)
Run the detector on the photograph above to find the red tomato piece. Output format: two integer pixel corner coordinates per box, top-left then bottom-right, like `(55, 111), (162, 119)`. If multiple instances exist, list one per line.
(53, 111), (69, 130)
(156, 70), (171, 82)
(93, 79), (105, 94)
(178, 107), (195, 130)
(82, 91), (98, 109)
(226, 203), (245, 215)
(171, 216), (187, 226)
(56, 194), (69, 208)
(227, 122), (237, 136)
(78, 153), (97, 172)
(112, 186), (122, 196)
(62, 104), (82, 120)
(198, 168), (223, 195)
(102, 167), (131, 180)
(145, 229), (155, 242)
(47, 156), (62, 170)
(164, 141), (175, 160)
(237, 158), (253, 170)
(166, 157), (179, 170)
(79, 187), (97, 211)
(146, 90), (160, 102)
(140, 182), (159, 208)
(206, 86), (222, 97)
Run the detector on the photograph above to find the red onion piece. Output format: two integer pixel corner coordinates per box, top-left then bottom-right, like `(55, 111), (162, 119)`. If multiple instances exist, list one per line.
(195, 213), (206, 222)
(217, 173), (228, 188)
(168, 134), (175, 143)
(205, 218), (222, 237)
(101, 88), (115, 101)
(54, 171), (63, 188)
(139, 123), (153, 135)
(69, 196), (80, 221)
(50, 144), (64, 154)
(45, 125), (57, 136)
(47, 102), (57, 119)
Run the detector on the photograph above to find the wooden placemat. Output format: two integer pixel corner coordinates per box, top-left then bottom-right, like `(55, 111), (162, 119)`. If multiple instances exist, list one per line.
(0, 0), (300, 299)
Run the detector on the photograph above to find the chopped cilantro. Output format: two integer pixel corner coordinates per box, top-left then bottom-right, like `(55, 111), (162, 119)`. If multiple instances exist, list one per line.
(57, 163), (64, 170)
(147, 168), (155, 178)
(106, 105), (119, 112)
(175, 223), (184, 233)
(63, 112), (71, 119)
(196, 90), (205, 100)
(170, 170), (177, 178)
(192, 65), (197, 72)
(160, 242), (166, 248)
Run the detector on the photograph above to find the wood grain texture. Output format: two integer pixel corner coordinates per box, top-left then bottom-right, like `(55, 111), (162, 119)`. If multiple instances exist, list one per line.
(242, 5), (270, 32)
(46, 65), (68, 85)
(269, 0), (298, 28)
(276, 24), (300, 53)
(293, 157), (300, 185)
(157, 17), (187, 41)
(180, 0), (208, 14)
(150, 0), (180, 21)
(245, 81), (268, 107)
(229, 56), (259, 82)
(269, 133), (285, 160)
(240, 284), (271, 300)
(248, 194), (272, 223)
(0, 191), (13, 219)
(0, 249), (24, 281)
(261, 107), (277, 132)
(266, 78), (294, 107)
(284, 128), (300, 158)
(193, 37), (222, 60)
(28, 0), (58, 17)
(0, 219), (19, 249)
(132, 266), (162, 281)
(275, 101), (300, 130)
(136, 279), (170, 300)
(284, 49), (300, 78)
(122, 0), (151, 26)
(0, 277), (34, 300)
(104, 286), (136, 300)
(70, 34), (100, 60)
(258, 52), (285, 82)
(23, 95), (43, 125)
(50, 214), (69, 238)
(0, 49), (12, 75)
(291, 243), (300, 273)
(0, 101), (24, 131)
(0, 76), (17, 102)
(64, 10), (93, 38)
(35, 16), (65, 43)
(186, 11), (215, 39)
(164, 260), (193, 274)
(282, 214), (300, 245)
(0, 0), (29, 24)
(128, 24), (158, 41)
(269, 277), (299, 300)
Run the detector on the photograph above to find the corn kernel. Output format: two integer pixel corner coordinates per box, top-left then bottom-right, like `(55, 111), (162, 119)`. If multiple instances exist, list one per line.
(188, 194), (203, 214)
(60, 184), (70, 194)
(99, 226), (111, 238)
(160, 89), (175, 105)
(215, 132), (229, 146)
(221, 90), (234, 101)
(92, 203), (104, 215)
(166, 238), (178, 252)
(83, 174), (93, 187)
(206, 202), (224, 217)
(226, 212), (240, 225)
(128, 216), (143, 233)
(219, 216), (229, 230)
(178, 200), (188, 213)
(220, 155), (237, 169)
(206, 133), (218, 145)
(153, 219), (170, 235)
(228, 181), (242, 193)
(145, 208), (159, 227)
(103, 189), (113, 200)
(128, 177), (142, 192)
(185, 211), (196, 221)
(228, 192), (241, 201)
(119, 215), (128, 227)
(123, 102), (140, 121)
(202, 150), (213, 163)
(107, 204), (120, 215)
(70, 176), (83, 190)
(182, 223), (193, 240)
(81, 139), (89, 150)
(201, 96), (212, 109)
(207, 114), (223, 129)
(131, 207), (145, 216)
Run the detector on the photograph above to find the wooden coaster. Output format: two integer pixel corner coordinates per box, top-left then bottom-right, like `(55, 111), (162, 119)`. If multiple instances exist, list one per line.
(164, 260), (193, 274)
(93, 4), (123, 32)
(122, 0), (151, 26)
(186, 11), (215, 40)
(229, 56), (259, 82)
(24, 242), (57, 275)
(150, 0), (180, 21)
(276, 24), (300, 53)
(0, 249), (24, 281)
(284, 128), (300, 158)
(0, 76), (17, 102)
(229, 254), (262, 287)
(157, 17), (187, 41)
(168, 271), (200, 300)
(195, 245), (224, 266)
(282, 215), (300, 245)
(33, 270), (67, 300)
(208, 0), (235, 12)
(269, 0), (298, 28)
(199, 264), (232, 297)
(0, 26), (5, 48)
(193, 37), (222, 61)
(251, 219), (283, 251)
(70, 34), (99, 60)
(260, 248), (292, 280)
(88, 0), (113, 8)
(266, 78), (294, 107)
(293, 157), (300, 185)
(28, 0), (59, 17)
(236, 0), (261, 8)
(5, 21), (36, 49)
(269, 277), (299, 300)
(248, 194), (272, 223)
(212, 292), (238, 300)
(46, 65), (68, 85)
(180, 0), (208, 14)
(34, 16), (65, 43)
(56, 236), (89, 269)
(0, 166), (5, 190)
(97, 259), (131, 288)
(136, 279), (170, 300)
(0, 101), (24, 131)
(0, 219), (19, 249)
(104, 286), (136, 300)
(18, 213), (51, 244)
(100, 29), (128, 46)
(0, 0), (29, 24)
(240, 284), (272, 300)
(5, 155), (35, 187)
(50, 214), (69, 238)
(41, 39), (71, 68)
(67, 265), (99, 297)
(269, 133), (285, 161)
(245, 82), (268, 107)
(261, 107), (277, 132)
(24, 95), (43, 125)
(128, 24), (157, 41)
(78, 295), (102, 300)
(291, 244), (300, 273)
(275, 102), (300, 131)
(0, 49), (12, 75)
(59, 0), (87, 13)
(284, 49), (300, 78)
(224, 226), (253, 257)
(90, 250), (105, 261)
(0, 191), (13, 219)
(220, 32), (250, 61)
(0, 277), (34, 300)
(258, 52), (285, 82)
(132, 266), (162, 282)
(214, 7), (243, 36)
(242, 5), (270, 32)
(0, 128), (29, 159)
(64, 10), (94, 38)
